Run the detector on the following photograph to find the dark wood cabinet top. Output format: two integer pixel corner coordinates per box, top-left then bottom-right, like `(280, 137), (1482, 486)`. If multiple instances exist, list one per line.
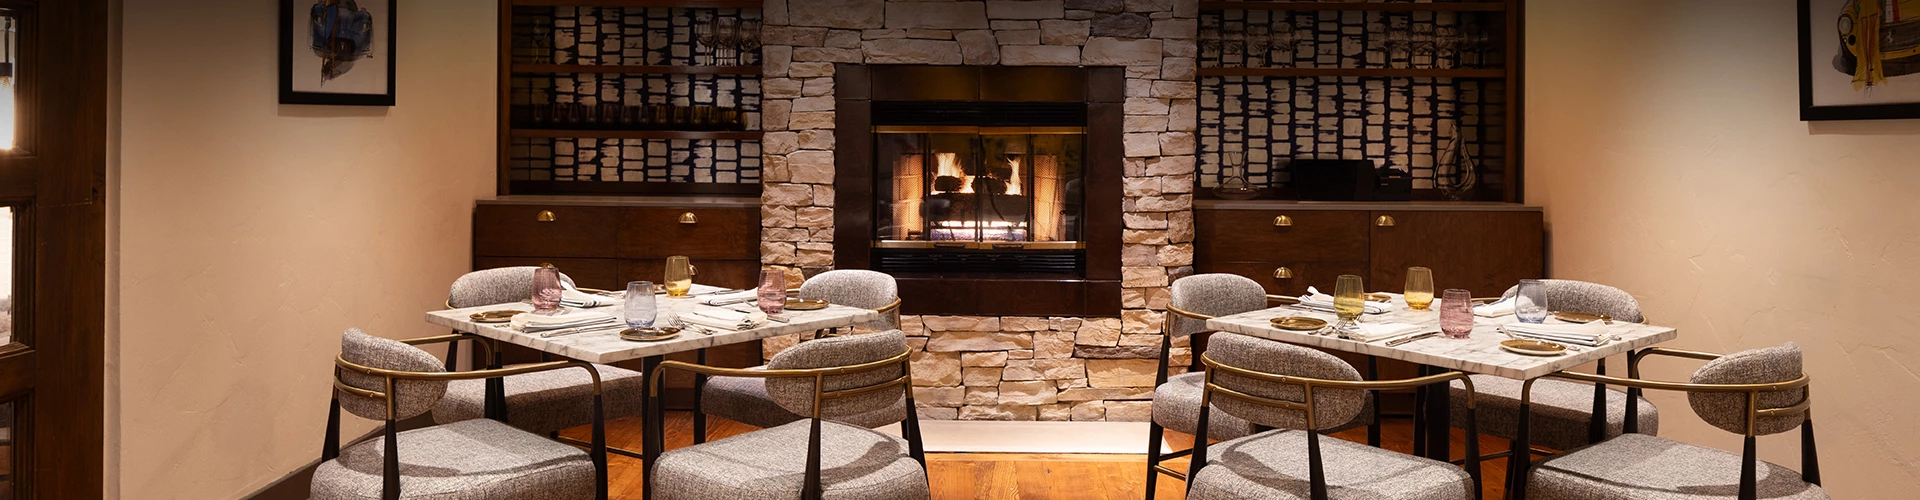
(480, 195), (761, 208)
(1195, 200), (1542, 212)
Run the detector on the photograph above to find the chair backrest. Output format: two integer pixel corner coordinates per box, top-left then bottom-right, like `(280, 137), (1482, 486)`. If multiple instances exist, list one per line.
(1169, 273), (1269, 337)
(799, 269), (899, 329)
(336, 329), (448, 421)
(765, 330), (909, 419)
(1204, 333), (1366, 431)
(1501, 279), (1644, 323)
(1689, 342), (1808, 436)
(447, 266), (577, 308)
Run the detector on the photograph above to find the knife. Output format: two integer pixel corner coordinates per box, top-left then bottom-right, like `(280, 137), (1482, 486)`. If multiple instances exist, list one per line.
(1385, 331), (1442, 347)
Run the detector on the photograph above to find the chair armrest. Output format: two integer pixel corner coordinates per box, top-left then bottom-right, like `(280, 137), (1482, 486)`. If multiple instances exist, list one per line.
(873, 297), (902, 315)
(398, 334), (494, 366)
(1264, 294), (1301, 305)
(336, 358), (601, 393)
(646, 351), (914, 397)
(1628, 347), (1724, 377)
(1166, 303), (1215, 321)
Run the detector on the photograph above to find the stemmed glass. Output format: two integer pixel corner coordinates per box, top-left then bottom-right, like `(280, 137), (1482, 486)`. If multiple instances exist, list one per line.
(1273, 22), (1298, 60)
(625, 281), (658, 329)
(737, 19), (763, 66)
(694, 15), (718, 66)
(1222, 22), (1246, 64)
(1404, 267), (1435, 311)
(1247, 24), (1271, 68)
(1515, 279), (1550, 324)
(1199, 16), (1222, 60)
(1411, 24), (1436, 68)
(715, 17), (740, 66)
(1333, 274), (1366, 336)
(1435, 25), (1460, 68)
(1384, 20), (1412, 69)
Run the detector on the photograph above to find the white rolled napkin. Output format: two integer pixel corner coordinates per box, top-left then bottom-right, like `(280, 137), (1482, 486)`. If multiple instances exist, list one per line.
(1345, 322), (1431, 342)
(1297, 287), (1388, 315)
(1501, 321), (1612, 346)
(1473, 296), (1516, 317)
(678, 306), (766, 331)
(699, 290), (759, 306)
(560, 289), (612, 308)
(510, 310), (619, 332)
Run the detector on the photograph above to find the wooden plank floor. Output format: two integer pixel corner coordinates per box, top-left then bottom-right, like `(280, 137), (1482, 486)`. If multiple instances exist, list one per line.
(563, 412), (1514, 499)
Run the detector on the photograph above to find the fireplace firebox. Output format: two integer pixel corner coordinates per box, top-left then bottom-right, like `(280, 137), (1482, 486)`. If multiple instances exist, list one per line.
(835, 65), (1123, 317)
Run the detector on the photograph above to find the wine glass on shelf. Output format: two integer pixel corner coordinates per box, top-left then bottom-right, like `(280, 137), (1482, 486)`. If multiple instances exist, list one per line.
(738, 18), (763, 66)
(1411, 24), (1436, 68)
(1273, 22), (1298, 59)
(1222, 22), (1245, 65)
(694, 15), (718, 66)
(1435, 25), (1460, 69)
(1247, 24), (1271, 68)
(1384, 20), (1411, 69)
(1199, 15), (1222, 61)
(716, 17), (741, 66)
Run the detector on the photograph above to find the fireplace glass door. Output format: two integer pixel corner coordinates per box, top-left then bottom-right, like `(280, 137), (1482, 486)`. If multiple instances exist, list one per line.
(875, 127), (1084, 247)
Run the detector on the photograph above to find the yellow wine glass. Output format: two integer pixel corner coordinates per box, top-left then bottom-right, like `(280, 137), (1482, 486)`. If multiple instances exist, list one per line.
(1405, 267), (1435, 311)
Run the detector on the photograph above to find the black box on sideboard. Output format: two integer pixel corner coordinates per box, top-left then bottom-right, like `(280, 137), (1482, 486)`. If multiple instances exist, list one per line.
(1288, 159), (1413, 202)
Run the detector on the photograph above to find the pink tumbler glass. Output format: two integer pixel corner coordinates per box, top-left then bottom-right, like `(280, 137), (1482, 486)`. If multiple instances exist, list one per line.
(1440, 288), (1473, 339)
(757, 269), (787, 314)
(531, 266), (564, 314)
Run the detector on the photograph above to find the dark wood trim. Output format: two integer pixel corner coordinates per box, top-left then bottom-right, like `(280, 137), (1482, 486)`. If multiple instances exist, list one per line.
(1505, 0), (1525, 202)
(1195, 67), (1505, 78)
(1083, 101), (1123, 282)
(511, 0), (763, 7)
(512, 64), (761, 75)
(278, 0), (398, 106)
(497, 0), (513, 195)
(832, 96), (875, 270)
(510, 129), (764, 141)
(507, 181), (762, 196)
(1199, 1), (1505, 11)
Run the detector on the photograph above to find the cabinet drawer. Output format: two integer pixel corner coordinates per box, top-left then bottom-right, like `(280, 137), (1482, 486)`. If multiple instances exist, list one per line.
(620, 259), (764, 291)
(1369, 210), (1544, 298)
(617, 207), (760, 260)
(473, 257), (623, 291)
(1198, 261), (1370, 297)
(1195, 210), (1370, 263)
(474, 205), (619, 259)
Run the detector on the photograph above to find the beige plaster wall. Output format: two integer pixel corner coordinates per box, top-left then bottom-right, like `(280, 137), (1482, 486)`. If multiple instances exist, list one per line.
(111, 0), (496, 497)
(1527, 1), (1920, 496)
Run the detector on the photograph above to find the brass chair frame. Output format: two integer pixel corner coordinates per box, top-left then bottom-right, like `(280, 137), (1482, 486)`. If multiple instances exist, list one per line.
(1509, 347), (1818, 500)
(324, 334), (611, 500)
(1189, 350), (1484, 500)
(642, 349), (927, 500)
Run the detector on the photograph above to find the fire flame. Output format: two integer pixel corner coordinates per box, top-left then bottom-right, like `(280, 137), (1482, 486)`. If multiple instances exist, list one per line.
(1005, 157), (1023, 196)
(935, 153), (972, 194)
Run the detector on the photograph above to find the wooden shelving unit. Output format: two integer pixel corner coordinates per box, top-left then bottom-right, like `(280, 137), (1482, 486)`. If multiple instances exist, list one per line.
(511, 129), (763, 141)
(511, 64), (762, 75)
(1197, 0), (1525, 203)
(511, 0), (762, 7)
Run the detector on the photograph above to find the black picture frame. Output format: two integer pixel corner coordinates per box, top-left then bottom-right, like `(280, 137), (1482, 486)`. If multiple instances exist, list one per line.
(1800, 0), (1920, 120)
(280, 0), (396, 106)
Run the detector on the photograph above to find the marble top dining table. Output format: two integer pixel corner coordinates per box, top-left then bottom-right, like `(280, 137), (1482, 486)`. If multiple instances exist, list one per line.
(1206, 295), (1678, 380)
(425, 284), (882, 364)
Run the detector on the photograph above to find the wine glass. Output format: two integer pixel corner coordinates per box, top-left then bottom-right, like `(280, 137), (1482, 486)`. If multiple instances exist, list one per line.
(531, 266), (564, 314)
(1273, 22), (1298, 58)
(1333, 274), (1366, 337)
(1385, 21), (1411, 68)
(716, 17), (740, 66)
(1515, 279), (1550, 324)
(738, 18), (763, 66)
(694, 15), (718, 66)
(625, 281), (658, 328)
(1440, 289), (1474, 339)
(1404, 267), (1435, 311)
(664, 256), (696, 298)
(1222, 22), (1246, 63)
(1247, 24), (1271, 67)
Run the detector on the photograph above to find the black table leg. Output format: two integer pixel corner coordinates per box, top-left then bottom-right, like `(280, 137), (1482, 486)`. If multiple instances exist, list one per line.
(1423, 364), (1451, 461)
(1413, 364), (1428, 458)
(640, 354), (664, 500)
(485, 341), (508, 421)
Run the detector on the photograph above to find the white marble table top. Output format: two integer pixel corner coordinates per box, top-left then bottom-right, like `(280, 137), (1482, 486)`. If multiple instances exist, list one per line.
(426, 284), (881, 364)
(1206, 295), (1677, 380)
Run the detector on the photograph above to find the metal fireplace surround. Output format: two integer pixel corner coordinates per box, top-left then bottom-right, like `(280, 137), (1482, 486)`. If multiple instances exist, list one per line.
(834, 65), (1123, 317)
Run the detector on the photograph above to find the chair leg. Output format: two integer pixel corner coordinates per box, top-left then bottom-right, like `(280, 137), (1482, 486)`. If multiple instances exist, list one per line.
(1802, 418), (1821, 485)
(1507, 401), (1531, 500)
(1588, 361), (1608, 444)
(592, 394), (608, 500)
(1366, 356), (1381, 448)
(1144, 420), (1166, 500)
(693, 348), (708, 445)
(640, 355), (664, 500)
(1413, 364), (1428, 458)
(1739, 435), (1758, 500)
(902, 395), (928, 468)
(443, 338), (461, 372)
(322, 398), (341, 462)
(1464, 405), (1482, 500)
(382, 418), (400, 500)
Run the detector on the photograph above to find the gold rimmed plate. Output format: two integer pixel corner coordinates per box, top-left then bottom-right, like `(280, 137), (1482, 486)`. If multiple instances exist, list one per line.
(1500, 338), (1567, 356)
(470, 310), (523, 323)
(1270, 316), (1328, 331)
(1552, 311), (1610, 324)
(786, 298), (830, 311)
(620, 327), (681, 342)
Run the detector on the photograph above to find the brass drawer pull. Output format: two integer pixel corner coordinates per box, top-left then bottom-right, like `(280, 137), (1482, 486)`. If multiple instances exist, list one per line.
(679, 212), (699, 224)
(1273, 215), (1293, 227)
(1273, 267), (1295, 279)
(536, 210), (557, 222)
(1376, 215), (1396, 227)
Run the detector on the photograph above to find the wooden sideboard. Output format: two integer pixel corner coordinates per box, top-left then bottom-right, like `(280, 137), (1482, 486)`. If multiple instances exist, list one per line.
(470, 195), (765, 407)
(1195, 201), (1545, 299)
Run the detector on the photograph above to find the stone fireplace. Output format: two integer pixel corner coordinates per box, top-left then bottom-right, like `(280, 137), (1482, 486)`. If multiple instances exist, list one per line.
(758, 0), (1198, 421)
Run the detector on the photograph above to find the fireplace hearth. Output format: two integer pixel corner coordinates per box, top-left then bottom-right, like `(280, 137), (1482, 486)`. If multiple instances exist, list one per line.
(834, 65), (1123, 317)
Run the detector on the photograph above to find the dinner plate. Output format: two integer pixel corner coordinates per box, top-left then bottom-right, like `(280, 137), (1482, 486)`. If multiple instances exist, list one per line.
(786, 298), (830, 311)
(469, 310), (522, 323)
(1500, 338), (1567, 356)
(1552, 311), (1605, 323)
(620, 327), (681, 342)
(1270, 316), (1328, 331)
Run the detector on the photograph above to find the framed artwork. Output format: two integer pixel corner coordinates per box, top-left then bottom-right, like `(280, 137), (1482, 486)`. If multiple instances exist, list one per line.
(1801, 0), (1920, 120)
(280, 0), (396, 106)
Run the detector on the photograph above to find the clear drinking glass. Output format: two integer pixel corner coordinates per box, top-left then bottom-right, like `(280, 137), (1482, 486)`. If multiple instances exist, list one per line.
(1441, 288), (1473, 339)
(1515, 279), (1550, 324)
(664, 256), (695, 298)
(531, 266), (563, 314)
(1404, 267), (1435, 310)
(625, 281), (657, 328)
(757, 269), (787, 314)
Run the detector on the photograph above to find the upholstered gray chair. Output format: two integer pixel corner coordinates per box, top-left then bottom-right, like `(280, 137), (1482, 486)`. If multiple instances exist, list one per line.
(1184, 333), (1482, 500)
(432, 267), (648, 439)
(1148, 274), (1375, 499)
(645, 330), (929, 500)
(1517, 343), (1823, 500)
(1448, 279), (1661, 453)
(316, 329), (608, 500)
(694, 269), (904, 442)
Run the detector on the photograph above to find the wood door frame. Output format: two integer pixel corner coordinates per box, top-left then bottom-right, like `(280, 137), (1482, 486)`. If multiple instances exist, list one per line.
(0, 0), (109, 497)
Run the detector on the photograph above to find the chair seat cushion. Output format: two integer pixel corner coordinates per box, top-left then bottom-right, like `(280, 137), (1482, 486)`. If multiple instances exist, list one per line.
(434, 363), (646, 434)
(652, 419), (930, 500)
(1188, 429), (1474, 500)
(1528, 433), (1827, 499)
(1154, 372), (1372, 440)
(1450, 374), (1659, 451)
(700, 368), (907, 429)
(311, 418), (595, 500)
